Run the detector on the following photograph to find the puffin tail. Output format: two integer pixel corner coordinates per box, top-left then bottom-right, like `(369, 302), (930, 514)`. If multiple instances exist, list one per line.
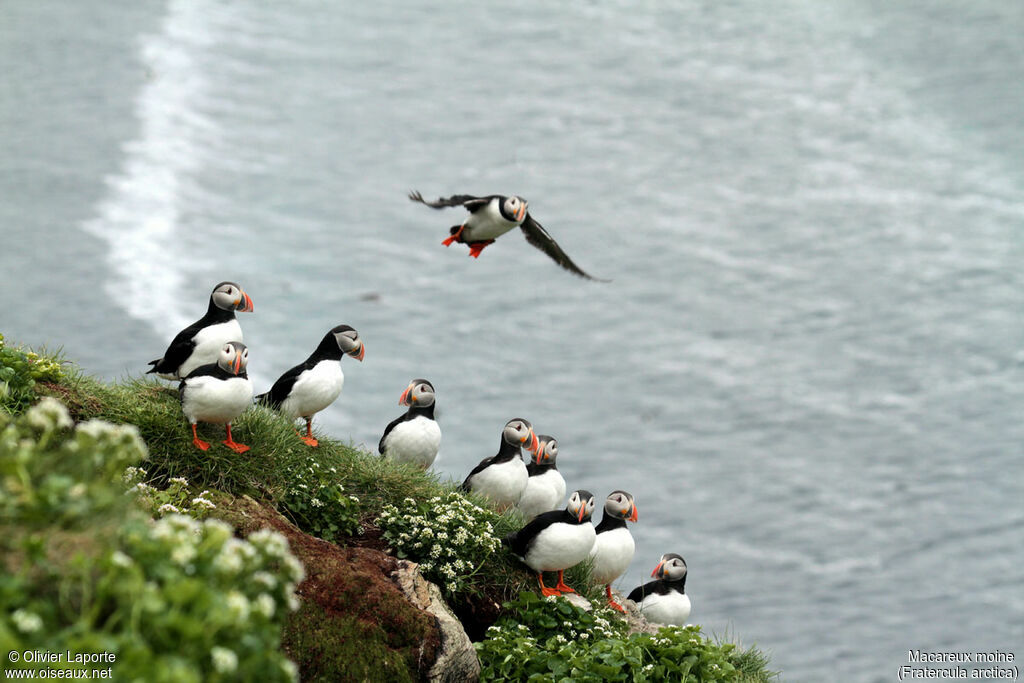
(145, 359), (161, 374)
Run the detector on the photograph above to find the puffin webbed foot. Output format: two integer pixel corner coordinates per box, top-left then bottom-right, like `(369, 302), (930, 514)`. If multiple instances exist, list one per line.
(466, 240), (494, 258)
(554, 570), (575, 593)
(191, 424), (210, 451)
(223, 424), (250, 453)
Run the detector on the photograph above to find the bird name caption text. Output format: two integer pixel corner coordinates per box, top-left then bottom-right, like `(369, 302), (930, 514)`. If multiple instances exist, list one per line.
(899, 650), (1017, 681)
(6, 650), (115, 679)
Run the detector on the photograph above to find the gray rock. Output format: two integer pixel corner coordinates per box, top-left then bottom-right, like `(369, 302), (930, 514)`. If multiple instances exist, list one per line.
(391, 560), (481, 683)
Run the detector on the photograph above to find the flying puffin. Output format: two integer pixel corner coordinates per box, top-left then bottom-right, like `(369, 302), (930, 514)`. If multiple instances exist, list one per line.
(255, 325), (365, 447)
(179, 341), (254, 453)
(408, 191), (606, 280)
(627, 553), (691, 626)
(517, 434), (567, 520)
(589, 490), (639, 612)
(379, 378), (441, 468)
(461, 418), (540, 510)
(503, 490), (597, 596)
(147, 281), (254, 380)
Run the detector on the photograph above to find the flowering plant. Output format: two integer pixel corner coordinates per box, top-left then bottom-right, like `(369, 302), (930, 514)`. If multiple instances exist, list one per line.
(125, 469), (218, 520)
(0, 333), (63, 412)
(376, 491), (502, 595)
(279, 454), (361, 542)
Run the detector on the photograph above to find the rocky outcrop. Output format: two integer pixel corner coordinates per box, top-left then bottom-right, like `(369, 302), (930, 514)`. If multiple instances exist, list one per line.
(391, 560), (481, 683)
(214, 495), (458, 681)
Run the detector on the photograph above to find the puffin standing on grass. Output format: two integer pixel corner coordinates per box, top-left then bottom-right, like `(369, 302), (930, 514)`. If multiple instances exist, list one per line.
(627, 553), (691, 626)
(503, 490), (597, 596)
(147, 281), (254, 380)
(408, 191), (605, 280)
(517, 434), (567, 519)
(589, 490), (639, 612)
(256, 325), (365, 447)
(461, 418), (540, 509)
(379, 379), (441, 468)
(180, 341), (254, 453)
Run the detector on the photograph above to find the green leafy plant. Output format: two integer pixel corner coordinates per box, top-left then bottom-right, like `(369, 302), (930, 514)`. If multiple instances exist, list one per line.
(0, 333), (63, 413)
(126, 469), (218, 520)
(376, 491), (503, 595)
(1, 399), (305, 682)
(278, 454), (362, 542)
(476, 591), (776, 682)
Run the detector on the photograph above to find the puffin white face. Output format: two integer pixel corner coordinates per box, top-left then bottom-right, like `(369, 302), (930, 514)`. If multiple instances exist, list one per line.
(566, 489), (596, 522)
(503, 418), (539, 453)
(534, 435), (558, 466)
(502, 195), (528, 223)
(605, 490), (639, 522)
(399, 379), (435, 407)
(333, 326), (365, 361)
(216, 341), (249, 375)
(652, 553), (687, 581)
(211, 282), (254, 313)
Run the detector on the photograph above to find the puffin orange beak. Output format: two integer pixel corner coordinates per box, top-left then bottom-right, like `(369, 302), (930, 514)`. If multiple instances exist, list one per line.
(535, 448), (545, 465)
(236, 291), (254, 313)
(651, 560), (665, 578)
(352, 343), (365, 362)
(629, 504), (639, 523)
(399, 385), (412, 405)
(527, 431), (540, 454)
(577, 505), (586, 522)
(231, 352), (243, 375)
(516, 205), (526, 222)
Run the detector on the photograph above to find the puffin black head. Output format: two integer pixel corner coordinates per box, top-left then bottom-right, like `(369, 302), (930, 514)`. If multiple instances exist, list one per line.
(534, 434), (558, 466)
(330, 325), (365, 361)
(503, 418), (539, 454)
(211, 281), (254, 313)
(604, 490), (638, 523)
(566, 489), (596, 523)
(399, 378), (435, 407)
(216, 341), (249, 376)
(500, 195), (528, 223)
(651, 553), (687, 581)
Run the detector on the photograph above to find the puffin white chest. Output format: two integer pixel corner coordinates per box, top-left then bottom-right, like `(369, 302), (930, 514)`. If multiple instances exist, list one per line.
(383, 416), (442, 468)
(464, 200), (520, 241)
(280, 360), (344, 419)
(523, 521), (596, 573)
(180, 319), (243, 379)
(517, 469), (567, 520)
(468, 457), (528, 507)
(589, 527), (636, 585)
(181, 375), (254, 424)
(637, 589), (691, 626)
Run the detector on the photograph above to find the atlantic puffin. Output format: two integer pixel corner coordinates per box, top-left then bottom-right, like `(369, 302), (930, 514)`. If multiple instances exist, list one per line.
(590, 490), (639, 612)
(147, 281), (254, 380)
(255, 325), (364, 447)
(517, 434), (566, 519)
(379, 378), (441, 468)
(627, 553), (691, 625)
(179, 341), (254, 453)
(460, 418), (540, 509)
(408, 191), (605, 280)
(503, 490), (597, 596)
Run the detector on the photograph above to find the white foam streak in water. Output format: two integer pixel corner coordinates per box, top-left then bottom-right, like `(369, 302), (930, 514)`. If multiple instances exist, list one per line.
(81, 0), (225, 338)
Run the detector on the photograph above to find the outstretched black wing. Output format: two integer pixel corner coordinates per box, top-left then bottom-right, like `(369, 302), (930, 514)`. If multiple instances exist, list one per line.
(519, 213), (608, 281)
(408, 190), (492, 213)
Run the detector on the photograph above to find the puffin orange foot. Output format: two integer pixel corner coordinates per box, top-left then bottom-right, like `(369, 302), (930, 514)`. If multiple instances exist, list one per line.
(608, 599), (626, 613)
(467, 240), (494, 258)
(554, 570), (575, 593)
(540, 586), (562, 597)
(223, 440), (250, 454)
(301, 436), (319, 447)
(443, 224), (466, 246)
(192, 437), (210, 451)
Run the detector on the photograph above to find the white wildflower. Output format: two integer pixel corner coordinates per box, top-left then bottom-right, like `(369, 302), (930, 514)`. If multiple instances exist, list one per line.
(214, 541), (245, 574)
(210, 646), (238, 674)
(310, 497), (323, 508)
(111, 551), (133, 568)
(157, 503), (181, 515)
(170, 477), (189, 486)
(26, 397), (73, 431)
(192, 496), (216, 509)
(225, 591), (250, 621)
(12, 609), (43, 633)
(255, 593), (276, 618)
(280, 659), (299, 682)
(68, 483), (86, 498)
(253, 571), (277, 589)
